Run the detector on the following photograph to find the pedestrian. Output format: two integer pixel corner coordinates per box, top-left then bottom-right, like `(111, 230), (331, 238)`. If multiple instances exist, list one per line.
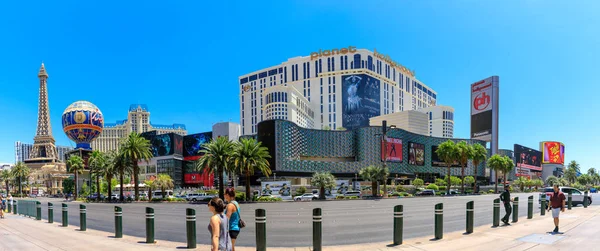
(548, 184), (566, 233)
(207, 197), (232, 251)
(1, 195), (6, 218)
(224, 188), (243, 251)
(8, 194), (13, 209)
(499, 184), (513, 225)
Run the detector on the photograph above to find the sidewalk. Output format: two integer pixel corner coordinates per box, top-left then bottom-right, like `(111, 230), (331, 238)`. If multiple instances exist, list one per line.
(0, 205), (599, 251)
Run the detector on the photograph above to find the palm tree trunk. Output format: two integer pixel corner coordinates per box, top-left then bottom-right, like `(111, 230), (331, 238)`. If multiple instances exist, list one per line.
(75, 173), (79, 199)
(372, 181), (377, 197)
(447, 165), (451, 195)
(161, 186), (165, 199)
(473, 162), (478, 193)
(96, 174), (101, 202)
(218, 165), (224, 200)
(494, 169), (498, 193)
(245, 171), (251, 202)
(133, 159), (139, 201)
(461, 165), (465, 194)
(148, 187), (152, 201)
(320, 186), (325, 200)
(107, 175), (112, 202)
(119, 170), (124, 202)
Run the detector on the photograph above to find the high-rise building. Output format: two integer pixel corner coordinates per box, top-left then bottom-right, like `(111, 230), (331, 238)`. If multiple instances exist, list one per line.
(23, 63), (68, 195)
(369, 110), (429, 136)
(15, 141), (73, 163)
(239, 47), (437, 135)
(418, 106), (454, 138)
(90, 104), (187, 153)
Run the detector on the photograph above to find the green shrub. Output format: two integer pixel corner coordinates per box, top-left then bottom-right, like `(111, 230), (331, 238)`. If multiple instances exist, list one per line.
(347, 196), (359, 200)
(235, 192), (246, 202)
(257, 196), (283, 202)
(391, 192), (401, 197)
(296, 186), (307, 195)
(435, 192), (444, 196)
(480, 191), (487, 195)
(395, 186), (406, 192)
(206, 190), (218, 195)
(400, 192), (410, 197)
(488, 189), (495, 194)
(438, 186), (447, 191)
(426, 184), (439, 191)
(336, 195), (345, 200)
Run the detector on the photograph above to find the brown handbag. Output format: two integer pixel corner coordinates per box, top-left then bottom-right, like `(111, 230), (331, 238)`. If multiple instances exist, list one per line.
(233, 202), (246, 228)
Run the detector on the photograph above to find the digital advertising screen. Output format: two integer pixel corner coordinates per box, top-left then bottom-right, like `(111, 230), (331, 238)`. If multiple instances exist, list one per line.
(183, 132), (213, 157)
(514, 144), (542, 171)
(431, 145), (460, 167)
(408, 142), (425, 166)
(541, 141), (565, 165)
(341, 74), (381, 130)
(261, 181), (292, 200)
(381, 137), (402, 162)
(470, 76), (498, 141)
(150, 134), (173, 157)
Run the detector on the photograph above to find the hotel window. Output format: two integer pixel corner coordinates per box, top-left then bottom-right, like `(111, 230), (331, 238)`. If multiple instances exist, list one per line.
(332, 57), (335, 71)
(307, 62), (310, 78)
(354, 54), (361, 69)
(327, 58), (331, 72)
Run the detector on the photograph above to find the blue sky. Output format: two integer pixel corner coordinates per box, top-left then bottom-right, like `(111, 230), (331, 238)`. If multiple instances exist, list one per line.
(0, 1), (597, 172)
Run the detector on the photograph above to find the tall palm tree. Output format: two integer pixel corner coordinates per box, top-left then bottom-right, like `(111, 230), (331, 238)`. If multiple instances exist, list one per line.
(501, 156), (515, 185)
(11, 162), (30, 196)
(359, 165), (389, 197)
(120, 132), (153, 201)
(514, 176), (528, 191)
(456, 141), (473, 194)
(311, 172), (336, 200)
(564, 167), (577, 185)
(113, 149), (132, 202)
(1, 169), (11, 195)
(154, 174), (174, 199)
(471, 143), (487, 192)
(567, 160), (580, 174)
(66, 155), (85, 199)
(88, 150), (106, 201)
(196, 136), (236, 200)
(587, 168), (597, 177)
(144, 178), (157, 200)
(97, 150), (118, 201)
(487, 154), (504, 193)
(231, 138), (272, 201)
(436, 140), (458, 195)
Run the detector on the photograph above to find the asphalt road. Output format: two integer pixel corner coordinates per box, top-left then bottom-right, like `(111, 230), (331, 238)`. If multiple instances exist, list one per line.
(17, 193), (599, 247)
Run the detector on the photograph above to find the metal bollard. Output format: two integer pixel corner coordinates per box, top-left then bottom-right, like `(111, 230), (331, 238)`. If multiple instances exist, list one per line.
(62, 203), (68, 227)
(80, 204), (86, 231)
(568, 191), (572, 210)
(466, 201), (474, 234)
(7, 201), (11, 213)
(393, 205), (403, 245)
(36, 201), (42, 221)
(584, 191), (589, 208)
(185, 208), (196, 248)
(114, 206), (123, 238)
(541, 194), (546, 216)
(434, 203), (443, 239)
(493, 198), (500, 227)
(13, 201), (17, 215)
(313, 208), (322, 251)
(48, 202), (54, 223)
(512, 197), (519, 223)
(146, 207), (155, 243)
(256, 209), (267, 251)
(527, 196), (533, 219)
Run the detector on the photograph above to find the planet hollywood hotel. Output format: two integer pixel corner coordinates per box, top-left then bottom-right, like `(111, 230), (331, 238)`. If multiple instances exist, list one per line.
(239, 46), (438, 135)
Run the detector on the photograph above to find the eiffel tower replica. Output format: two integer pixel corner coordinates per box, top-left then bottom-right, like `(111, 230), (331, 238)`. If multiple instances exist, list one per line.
(24, 63), (68, 195)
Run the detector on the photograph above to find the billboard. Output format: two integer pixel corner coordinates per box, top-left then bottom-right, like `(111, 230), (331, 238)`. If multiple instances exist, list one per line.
(324, 180), (351, 196)
(342, 74), (381, 129)
(261, 181), (292, 197)
(470, 76), (499, 141)
(381, 137), (402, 162)
(408, 142), (425, 166)
(183, 132), (213, 157)
(431, 145), (460, 167)
(541, 141), (565, 165)
(149, 133), (183, 157)
(514, 144), (542, 171)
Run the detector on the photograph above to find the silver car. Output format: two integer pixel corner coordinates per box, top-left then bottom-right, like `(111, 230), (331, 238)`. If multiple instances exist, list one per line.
(539, 186), (592, 208)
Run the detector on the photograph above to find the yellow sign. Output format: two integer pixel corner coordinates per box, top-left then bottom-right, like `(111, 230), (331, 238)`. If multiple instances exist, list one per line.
(242, 85), (251, 92)
(309, 46), (415, 77)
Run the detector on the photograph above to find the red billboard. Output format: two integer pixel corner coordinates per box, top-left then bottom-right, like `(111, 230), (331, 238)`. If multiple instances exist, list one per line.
(184, 169), (214, 186)
(381, 137), (402, 162)
(541, 141), (565, 165)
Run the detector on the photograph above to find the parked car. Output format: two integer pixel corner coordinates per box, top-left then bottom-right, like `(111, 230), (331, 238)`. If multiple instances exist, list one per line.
(87, 193), (105, 200)
(416, 189), (435, 196)
(539, 186), (592, 208)
(186, 193), (213, 202)
(294, 193), (318, 201)
(175, 194), (187, 199)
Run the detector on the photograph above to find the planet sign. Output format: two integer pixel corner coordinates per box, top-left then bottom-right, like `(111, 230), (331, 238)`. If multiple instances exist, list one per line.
(62, 101), (104, 150)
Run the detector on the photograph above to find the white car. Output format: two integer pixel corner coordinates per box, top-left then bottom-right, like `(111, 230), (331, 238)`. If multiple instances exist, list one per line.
(539, 187), (592, 208)
(186, 193), (213, 202)
(294, 193), (318, 201)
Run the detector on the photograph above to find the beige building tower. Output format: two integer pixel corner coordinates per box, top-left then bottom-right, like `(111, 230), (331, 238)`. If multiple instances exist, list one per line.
(91, 104), (187, 153)
(24, 63), (68, 195)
